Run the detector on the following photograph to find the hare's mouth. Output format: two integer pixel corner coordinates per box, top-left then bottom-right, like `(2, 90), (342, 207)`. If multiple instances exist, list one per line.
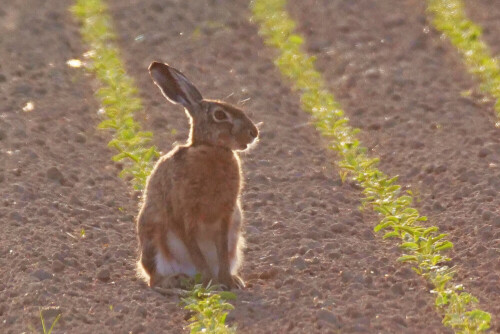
(238, 138), (258, 151)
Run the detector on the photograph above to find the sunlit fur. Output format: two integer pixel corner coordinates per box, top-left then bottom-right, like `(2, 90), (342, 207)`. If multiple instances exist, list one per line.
(137, 63), (258, 289)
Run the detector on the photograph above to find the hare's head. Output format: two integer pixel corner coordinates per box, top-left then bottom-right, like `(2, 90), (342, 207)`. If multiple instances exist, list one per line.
(149, 62), (259, 151)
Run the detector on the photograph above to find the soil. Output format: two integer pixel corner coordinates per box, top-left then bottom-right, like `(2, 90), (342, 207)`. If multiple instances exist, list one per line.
(0, 0), (498, 334)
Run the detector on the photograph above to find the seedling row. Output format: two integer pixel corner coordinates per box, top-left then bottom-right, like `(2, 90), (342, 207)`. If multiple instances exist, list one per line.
(252, 0), (492, 332)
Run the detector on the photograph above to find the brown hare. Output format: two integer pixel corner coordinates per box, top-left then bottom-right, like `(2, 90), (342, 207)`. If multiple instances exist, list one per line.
(137, 62), (258, 290)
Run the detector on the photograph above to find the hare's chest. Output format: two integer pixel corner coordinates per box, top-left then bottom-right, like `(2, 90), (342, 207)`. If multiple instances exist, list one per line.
(178, 148), (241, 218)
(194, 155), (240, 200)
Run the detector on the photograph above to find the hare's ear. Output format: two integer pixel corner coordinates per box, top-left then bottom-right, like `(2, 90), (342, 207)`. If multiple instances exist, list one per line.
(149, 62), (203, 110)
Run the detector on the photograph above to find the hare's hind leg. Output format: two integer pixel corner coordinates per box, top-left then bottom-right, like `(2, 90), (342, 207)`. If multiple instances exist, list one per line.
(138, 239), (159, 287)
(179, 215), (213, 282)
(137, 199), (171, 287)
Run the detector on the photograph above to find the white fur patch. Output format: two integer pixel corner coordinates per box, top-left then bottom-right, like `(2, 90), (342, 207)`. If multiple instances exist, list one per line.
(155, 214), (244, 277)
(155, 233), (196, 276)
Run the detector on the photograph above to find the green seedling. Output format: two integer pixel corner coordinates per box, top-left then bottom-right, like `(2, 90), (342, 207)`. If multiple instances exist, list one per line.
(72, 0), (160, 190)
(181, 277), (237, 334)
(251, 0), (492, 332)
(40, 309), (61, 334)
(428, 0), (500, 126)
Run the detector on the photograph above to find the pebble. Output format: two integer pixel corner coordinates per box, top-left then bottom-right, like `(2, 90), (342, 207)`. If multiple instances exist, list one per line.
(365, 68), (381, 79)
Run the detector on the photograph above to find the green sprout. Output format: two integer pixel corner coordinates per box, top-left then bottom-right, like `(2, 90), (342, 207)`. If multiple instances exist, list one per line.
(181, 278), (237, 334)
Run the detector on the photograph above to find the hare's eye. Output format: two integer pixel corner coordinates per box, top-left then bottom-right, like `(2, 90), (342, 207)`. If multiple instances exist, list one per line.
(213, 109), (228, 121)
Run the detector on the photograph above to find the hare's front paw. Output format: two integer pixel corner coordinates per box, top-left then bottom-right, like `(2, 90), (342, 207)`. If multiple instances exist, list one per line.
(219, 273), (245, 290)
(231, 275), (246, 290)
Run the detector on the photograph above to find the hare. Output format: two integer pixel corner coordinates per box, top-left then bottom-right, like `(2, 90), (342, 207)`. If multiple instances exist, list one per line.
(137, 62), (258, 290)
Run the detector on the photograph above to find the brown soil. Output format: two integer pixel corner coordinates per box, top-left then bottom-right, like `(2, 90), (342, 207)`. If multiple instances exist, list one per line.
(0, 1), (498, 334)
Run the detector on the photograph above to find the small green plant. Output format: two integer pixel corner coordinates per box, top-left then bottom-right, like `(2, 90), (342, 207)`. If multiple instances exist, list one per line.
(181, 278), (237, 334)
(427, 0), (500, 126)
(251, 0), (492, 332)
(40, 309), (61, 334)
(71, 0), (236, 331)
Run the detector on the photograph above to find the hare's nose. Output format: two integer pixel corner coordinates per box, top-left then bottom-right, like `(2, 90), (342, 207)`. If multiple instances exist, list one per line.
(249, 128), (258, 139)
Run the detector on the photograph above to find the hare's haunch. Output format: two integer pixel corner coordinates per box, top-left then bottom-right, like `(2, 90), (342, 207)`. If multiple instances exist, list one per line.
(137, 62), (258, 290)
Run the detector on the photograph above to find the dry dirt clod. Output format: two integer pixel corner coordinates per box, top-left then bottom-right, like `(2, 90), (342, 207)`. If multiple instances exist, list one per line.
(74, 133), (87, 143)
(290, 256), (307, 270)
(478, 148), (491, 158)
(32, 269), (53, 281)
(259, 267), (280, 280)
(46, 166), (65, 184)
(134, 306), (148, 318)
(97, 268), (111, 282)
(41, 307), (62, 320)
(52, 260), (65, 273)
(131, 323), (146, 334)
(316, 309), (341, 328)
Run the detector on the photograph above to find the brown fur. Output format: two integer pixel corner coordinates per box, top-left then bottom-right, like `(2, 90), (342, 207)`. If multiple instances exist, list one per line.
(137, 62), (258, 289)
